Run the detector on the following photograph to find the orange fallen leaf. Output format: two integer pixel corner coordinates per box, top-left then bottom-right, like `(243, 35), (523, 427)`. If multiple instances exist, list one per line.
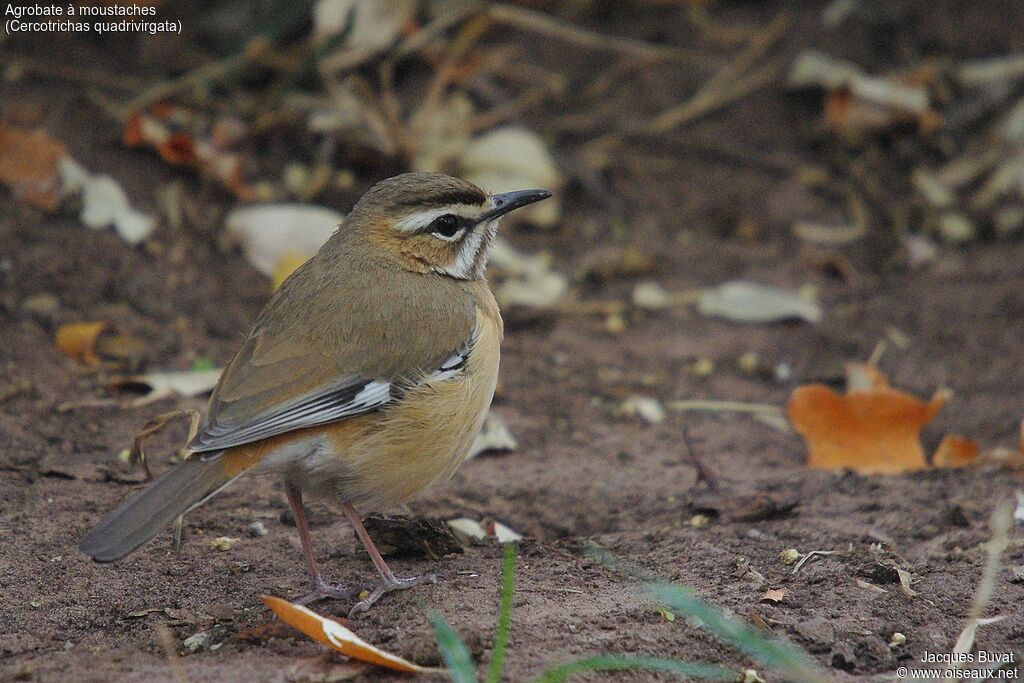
(787, 363), (949, 474)
(932, 434), (980, 468)
(55, 322), (110, 366)
(760, 588), (787, 604)
(261, 596), (437, 674)
(0, 124), (67, 210)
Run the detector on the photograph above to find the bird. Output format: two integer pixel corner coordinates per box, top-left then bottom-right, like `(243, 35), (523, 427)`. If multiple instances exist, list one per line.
(79, 172), (551, 616)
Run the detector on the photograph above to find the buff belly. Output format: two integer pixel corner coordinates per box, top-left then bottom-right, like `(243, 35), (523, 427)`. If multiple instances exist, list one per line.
(250, 302), (501, 511)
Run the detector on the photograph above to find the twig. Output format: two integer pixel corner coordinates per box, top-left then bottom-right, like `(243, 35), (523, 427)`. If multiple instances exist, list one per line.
(390, 4), (482, 61)
(791, 546), (853, 574)
(467, 87), (551, 134)
(487, 3), (707, 65)
(668, 400), (785, 419)
(5, 54), (147, 90)
(697, 14), (788, 97)
(129, 408), (202, 481)
(646, 57), (787, 134)
(0, 379), (31, 404)
(682, 427), (718, 491)
(120, 39), (269, 118)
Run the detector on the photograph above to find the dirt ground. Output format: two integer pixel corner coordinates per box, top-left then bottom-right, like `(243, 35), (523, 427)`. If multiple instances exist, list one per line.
(3, 2), (1024, 682)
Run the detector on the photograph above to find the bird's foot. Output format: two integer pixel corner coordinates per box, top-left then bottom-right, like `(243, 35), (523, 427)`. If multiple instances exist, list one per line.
(294, 576), (367, 605)
(348, 572), (437, 618)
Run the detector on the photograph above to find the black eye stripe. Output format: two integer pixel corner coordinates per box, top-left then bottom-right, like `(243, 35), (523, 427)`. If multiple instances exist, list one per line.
(419, 214), (471, 239)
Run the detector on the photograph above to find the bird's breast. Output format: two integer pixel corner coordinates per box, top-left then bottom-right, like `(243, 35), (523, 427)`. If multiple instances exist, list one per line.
(323, 289), (502, 509)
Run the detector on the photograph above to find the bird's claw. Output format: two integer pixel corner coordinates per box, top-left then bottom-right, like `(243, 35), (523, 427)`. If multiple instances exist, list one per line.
(294, 576), (367, 605)
(347, 572), (437, 618)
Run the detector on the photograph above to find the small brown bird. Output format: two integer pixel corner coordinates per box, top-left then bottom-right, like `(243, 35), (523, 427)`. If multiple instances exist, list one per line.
(80, 172), (551, 615)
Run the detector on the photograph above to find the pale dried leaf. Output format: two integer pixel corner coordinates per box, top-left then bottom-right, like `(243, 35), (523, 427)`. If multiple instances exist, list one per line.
(489, 238), (567, 308)
(698, 281), (822, 324)
(225, 204), (342, 276)
(107, 368), (223, 406)
(467, 412), (517, 459)
(491, 521), (522, 543)
(447, 517), (487, 542)
(616, 395), (666, 425)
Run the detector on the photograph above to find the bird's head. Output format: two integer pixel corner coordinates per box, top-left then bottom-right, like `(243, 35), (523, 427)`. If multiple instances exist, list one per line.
(345, 172), (551, 280)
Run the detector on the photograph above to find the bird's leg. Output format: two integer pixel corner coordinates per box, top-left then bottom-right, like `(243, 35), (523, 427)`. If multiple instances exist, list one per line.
(285, 484), (364, 605)
(343, 503), (436, 617)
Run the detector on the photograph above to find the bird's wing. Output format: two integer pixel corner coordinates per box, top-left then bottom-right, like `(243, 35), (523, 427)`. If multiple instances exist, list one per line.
(189, 261), (477, 453)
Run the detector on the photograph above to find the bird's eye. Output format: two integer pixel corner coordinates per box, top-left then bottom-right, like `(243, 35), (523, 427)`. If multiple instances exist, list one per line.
(429, 214), (461, 238)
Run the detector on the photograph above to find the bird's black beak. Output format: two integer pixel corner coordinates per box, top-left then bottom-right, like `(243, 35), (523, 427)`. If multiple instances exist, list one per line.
(479, 189), (552, 222)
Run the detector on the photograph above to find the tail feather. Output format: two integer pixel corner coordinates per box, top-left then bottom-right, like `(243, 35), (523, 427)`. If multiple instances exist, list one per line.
(79, 454), (237, 562)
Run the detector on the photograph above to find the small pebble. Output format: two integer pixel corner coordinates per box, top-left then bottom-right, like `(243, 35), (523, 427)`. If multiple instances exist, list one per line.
(248, 521), (267, 537)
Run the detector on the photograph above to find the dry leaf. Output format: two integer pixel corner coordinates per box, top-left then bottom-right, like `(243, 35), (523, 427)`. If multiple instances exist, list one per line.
(224, 204), (342, 276)
(488, 520), (523, 543)
(106, 368), (222, 407)
(314, 0), (417, 74)
(698, 281), (822, 324)
(55, 322), (110, 365)
(261, 596), (437, 674)
(788, 362), (949, 473)
(0, 124), (67, 210)
(933, 434), (980, 468)
(447, 517), (487, 542)
(488, 238), (567, 309)
(123, 107), (253, 199)
(760, 588), (787, 604)
(447, 517), (522, 544)
(467, 412), (517, 459)
(76, 170), (156, 245)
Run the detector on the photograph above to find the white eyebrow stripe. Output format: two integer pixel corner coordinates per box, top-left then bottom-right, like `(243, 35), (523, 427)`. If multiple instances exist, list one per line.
(394, 204), (481, 233)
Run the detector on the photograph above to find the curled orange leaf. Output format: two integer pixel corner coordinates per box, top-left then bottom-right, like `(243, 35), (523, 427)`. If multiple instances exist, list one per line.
(261, 596), (437, 674)
(0, 124), (67, 210)
(787, 373), (948, 474)
(55, 322), (110, 366)
(932, 434), (980, 468)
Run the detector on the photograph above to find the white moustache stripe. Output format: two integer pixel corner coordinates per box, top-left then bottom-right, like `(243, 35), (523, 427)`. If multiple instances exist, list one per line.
(438, 224), (486, 279)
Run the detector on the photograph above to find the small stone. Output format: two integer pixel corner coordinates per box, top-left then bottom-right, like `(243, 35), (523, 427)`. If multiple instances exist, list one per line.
(795, 616), (836, 652)
(248, 521), (267, 537)
(208, 537), (240, 551)
(632, 280), (672, 311)
(889, 632), (907, 648)
(830, 641), (856, 670)
(605, 312), (626, 335)
(691, 358), (714, 377)
(780, 548), (801, 565)
(617, 395), (666, 425)
(183, 630), (212, 653)
(688, 514), (710, 528)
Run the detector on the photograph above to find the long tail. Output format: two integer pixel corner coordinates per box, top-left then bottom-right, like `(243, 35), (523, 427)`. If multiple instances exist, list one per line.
(79, 453), (241, 562)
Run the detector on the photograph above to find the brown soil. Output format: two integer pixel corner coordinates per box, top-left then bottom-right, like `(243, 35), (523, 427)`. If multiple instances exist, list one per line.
(3, 2), (1024, 682)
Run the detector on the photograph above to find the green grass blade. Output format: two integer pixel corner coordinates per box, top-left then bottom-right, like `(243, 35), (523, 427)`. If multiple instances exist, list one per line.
(535, 655), (735, 683)
(428, 608), (478, 683)
(486, 543), (518, 683)
(646, 583), (825, 683)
